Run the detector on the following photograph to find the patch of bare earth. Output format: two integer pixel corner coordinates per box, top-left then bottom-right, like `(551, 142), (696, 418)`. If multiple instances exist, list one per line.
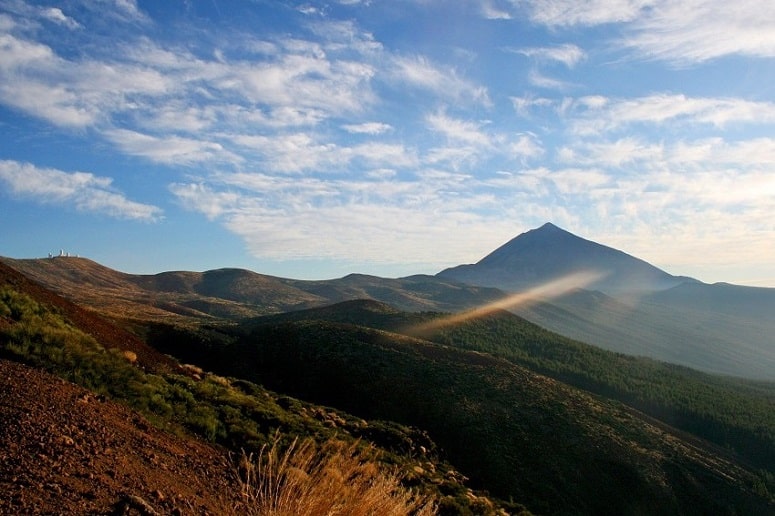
(0, 359), (246, 515)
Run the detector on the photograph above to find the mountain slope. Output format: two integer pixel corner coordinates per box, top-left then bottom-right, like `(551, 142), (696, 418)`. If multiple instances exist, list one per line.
(438, 222), (688, 294)
(0, 267), (506, 514)
(168, 312), (774, 515)
(0, 260), (179, 373)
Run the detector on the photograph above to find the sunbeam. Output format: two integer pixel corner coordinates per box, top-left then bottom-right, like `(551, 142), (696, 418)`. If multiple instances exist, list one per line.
(409, 270), (608, 333)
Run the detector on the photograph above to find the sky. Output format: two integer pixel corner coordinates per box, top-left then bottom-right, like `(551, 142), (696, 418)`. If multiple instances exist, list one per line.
(1, 0), (774, 286)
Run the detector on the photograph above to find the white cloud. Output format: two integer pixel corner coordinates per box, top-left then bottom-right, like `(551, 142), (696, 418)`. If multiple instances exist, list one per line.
(567, 94), (775, 134)
(481, 0), (512, 19)
(509, 133), (544, 160)
(623, 0), (775, 63)
(510, 95), (554, 116)
(519, 0), (775, 63)
(0, 160), (162, 221)
(558, 138), (663, 167)
(169, 175), (516, 266)
(391, 55), (490, 105)
(39, 7), (81, 29)
(341, 122), (392, 134)
(229, 50), (376, 115)
(105, 129), (240, 166)
(519, 0), (650, 27)
(511, 44), (586, 67)
(426, 112), (492, 147)
(527, 69), (573, 90)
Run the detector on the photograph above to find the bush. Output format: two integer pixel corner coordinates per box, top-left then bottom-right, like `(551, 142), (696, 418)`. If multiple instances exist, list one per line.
(239, 433), (436, 516)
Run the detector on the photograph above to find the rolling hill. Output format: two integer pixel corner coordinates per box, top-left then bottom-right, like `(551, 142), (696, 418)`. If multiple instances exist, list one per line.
(0, 256), (505, 322)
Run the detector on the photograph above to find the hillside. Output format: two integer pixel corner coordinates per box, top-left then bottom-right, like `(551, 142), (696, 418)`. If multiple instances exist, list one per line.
(151, 304), (775, 515)
(0, 261), (179, 373)
(3, 255), (775, 513)
(6, 248), (772, 382)
(237, 300), (775, 473)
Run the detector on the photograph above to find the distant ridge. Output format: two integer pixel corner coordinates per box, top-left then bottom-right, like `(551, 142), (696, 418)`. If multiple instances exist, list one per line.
(438, 222), (689, 294)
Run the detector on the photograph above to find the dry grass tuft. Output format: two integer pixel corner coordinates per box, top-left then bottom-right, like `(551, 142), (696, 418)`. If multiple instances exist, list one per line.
(239, 434), (436, 516)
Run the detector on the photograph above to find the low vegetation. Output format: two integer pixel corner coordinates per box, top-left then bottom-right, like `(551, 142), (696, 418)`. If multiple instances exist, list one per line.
(240, 433), (436, 516)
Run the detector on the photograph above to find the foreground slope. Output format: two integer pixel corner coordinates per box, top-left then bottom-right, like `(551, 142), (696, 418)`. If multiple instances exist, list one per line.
(0, 359), (245, 515)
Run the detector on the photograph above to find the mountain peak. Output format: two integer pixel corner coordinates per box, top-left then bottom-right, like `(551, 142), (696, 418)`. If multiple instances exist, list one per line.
(536, 222), (562, 232)
(438, 223), (685, 294)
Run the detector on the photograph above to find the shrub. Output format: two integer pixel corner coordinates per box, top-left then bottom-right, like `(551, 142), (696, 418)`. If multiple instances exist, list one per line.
(239, 434), (436, 516)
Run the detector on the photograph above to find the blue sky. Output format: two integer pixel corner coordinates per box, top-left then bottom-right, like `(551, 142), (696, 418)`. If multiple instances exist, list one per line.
(1, 0), (774, 285)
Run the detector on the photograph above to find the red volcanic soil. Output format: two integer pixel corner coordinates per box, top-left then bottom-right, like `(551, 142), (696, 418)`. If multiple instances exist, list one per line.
(0, 359), (247, 515)
(0, 261), (179, 374)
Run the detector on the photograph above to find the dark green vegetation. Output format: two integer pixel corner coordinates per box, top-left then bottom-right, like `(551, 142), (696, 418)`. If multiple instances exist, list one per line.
(148, 300), (775, 515)
(239, 301), (775, 473)
(0, 286), (509, 514)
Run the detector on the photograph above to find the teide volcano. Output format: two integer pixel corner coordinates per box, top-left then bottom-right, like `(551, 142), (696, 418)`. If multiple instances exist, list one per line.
(438, 223), (690, 294)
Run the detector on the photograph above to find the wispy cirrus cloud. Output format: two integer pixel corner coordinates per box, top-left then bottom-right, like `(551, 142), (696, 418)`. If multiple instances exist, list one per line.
(169, 174), (514, 265)
(622, 0), (775, 63)
(518, 0), (649, 27)
(425, 111), (543, 168)
(391, 54), (490, 105)
(105, 129), (241, 166)
(0, 160), (162, 221)
(509, 43), (586, 67)
(565, 94), (775, 135)
(518, 0), (775, 64)
(39, 7), (81, 29)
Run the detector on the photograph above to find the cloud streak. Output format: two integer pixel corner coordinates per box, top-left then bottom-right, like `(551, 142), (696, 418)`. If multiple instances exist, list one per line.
(0, 160), (162, 221)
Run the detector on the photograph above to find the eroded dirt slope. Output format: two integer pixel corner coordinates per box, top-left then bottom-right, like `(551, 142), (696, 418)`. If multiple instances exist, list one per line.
(0, 359), (246, 515)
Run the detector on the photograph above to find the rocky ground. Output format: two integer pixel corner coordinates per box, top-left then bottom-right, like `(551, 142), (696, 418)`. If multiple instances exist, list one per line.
(0, 359), (247, 515)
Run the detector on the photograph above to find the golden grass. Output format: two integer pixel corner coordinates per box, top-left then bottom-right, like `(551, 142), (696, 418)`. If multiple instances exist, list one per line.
(239, 435), (436, 516)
